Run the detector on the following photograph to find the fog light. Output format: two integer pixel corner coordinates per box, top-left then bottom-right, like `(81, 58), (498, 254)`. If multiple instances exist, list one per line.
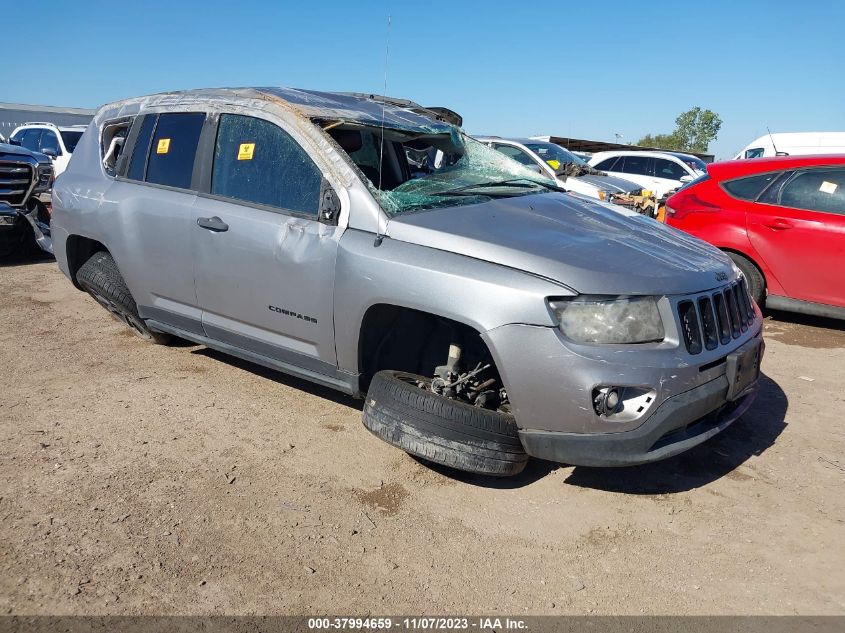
(593, 387), (621, 416)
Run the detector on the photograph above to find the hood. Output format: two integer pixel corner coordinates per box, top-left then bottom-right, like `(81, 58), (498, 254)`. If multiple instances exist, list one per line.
(0, 143), (51, 165)
(387, 192), (735, 295)
(575, 173), (643, 194)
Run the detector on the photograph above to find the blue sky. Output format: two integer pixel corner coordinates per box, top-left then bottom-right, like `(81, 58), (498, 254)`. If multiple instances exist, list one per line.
(2, 1), (842, 159)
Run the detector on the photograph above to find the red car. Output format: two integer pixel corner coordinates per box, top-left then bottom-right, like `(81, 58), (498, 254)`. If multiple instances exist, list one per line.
(665, 155), (845, 320)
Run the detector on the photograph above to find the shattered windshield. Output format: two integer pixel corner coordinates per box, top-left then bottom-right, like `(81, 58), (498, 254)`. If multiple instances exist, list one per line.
(326, 124), (557, 216)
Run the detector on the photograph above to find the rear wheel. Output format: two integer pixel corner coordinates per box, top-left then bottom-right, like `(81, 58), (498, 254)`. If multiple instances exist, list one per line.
(727, 252), (765, 306)
(76, 251), (171, 344)
(363, 370), (528, 477)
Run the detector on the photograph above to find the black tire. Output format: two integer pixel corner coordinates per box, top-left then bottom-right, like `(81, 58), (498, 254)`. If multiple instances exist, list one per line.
(76, 251), (170, 344)
(0, 221), (32, 260)
(362, 370), (528, 477)
(727, 251), (765, 306)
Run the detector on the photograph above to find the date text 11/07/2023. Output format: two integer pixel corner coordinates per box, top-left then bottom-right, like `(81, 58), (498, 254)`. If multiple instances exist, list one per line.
(307, 617), (528, 630)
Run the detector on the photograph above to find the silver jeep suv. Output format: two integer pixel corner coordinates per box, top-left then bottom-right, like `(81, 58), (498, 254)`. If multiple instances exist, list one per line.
(51, 88), (763, 476)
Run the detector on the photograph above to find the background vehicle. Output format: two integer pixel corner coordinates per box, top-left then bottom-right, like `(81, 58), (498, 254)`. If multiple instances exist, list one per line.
(477, 137), (644, 203)
(0, 142), (54, 257)
(52, 87), (760, 477)
(734, 132), (845, 159)
(588, 150), (707, 198)
(665, 155), (845, 319)
(9, 122), (87, 178)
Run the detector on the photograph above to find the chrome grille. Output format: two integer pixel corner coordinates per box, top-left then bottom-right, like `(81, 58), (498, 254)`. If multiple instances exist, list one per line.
(678, 280), (756, 355)
(0, 160), (33, 207)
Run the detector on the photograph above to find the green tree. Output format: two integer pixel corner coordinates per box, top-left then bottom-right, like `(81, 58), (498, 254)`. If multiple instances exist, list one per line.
(637, 107), (722, 153)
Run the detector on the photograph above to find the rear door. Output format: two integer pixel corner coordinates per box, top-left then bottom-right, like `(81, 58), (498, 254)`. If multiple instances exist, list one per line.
(746, 166), (845, 307)
(192, 112), (343, 374)
(111, 111), (207, 333)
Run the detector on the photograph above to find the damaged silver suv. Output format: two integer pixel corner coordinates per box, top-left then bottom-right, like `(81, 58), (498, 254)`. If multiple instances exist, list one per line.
(51, 88), (763, 476)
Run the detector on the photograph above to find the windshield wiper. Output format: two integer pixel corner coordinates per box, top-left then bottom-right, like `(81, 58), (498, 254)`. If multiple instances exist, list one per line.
(429, 178), (567, 197)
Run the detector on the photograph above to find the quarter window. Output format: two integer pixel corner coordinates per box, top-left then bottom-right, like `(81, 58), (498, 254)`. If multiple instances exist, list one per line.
(777, 169), (845, 215)
(145, 112), (205, 189)
(593, 157), (619, 171)
(722, 172), (781, 201)
(211, 114), (322, 215)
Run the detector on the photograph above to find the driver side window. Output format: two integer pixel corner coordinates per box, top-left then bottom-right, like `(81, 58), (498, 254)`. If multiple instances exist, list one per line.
(211, 114), (323, 216)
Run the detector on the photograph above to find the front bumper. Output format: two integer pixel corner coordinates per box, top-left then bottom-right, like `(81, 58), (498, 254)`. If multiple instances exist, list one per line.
(518, 374), (758, 466)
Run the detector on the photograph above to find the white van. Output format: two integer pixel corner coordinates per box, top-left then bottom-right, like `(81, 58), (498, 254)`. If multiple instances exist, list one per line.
(734, 132), (845, 159)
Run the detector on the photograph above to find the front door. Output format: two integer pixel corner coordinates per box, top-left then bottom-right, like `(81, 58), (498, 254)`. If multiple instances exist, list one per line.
(747, 167), (845, 307)
(192, 113), (343, 374)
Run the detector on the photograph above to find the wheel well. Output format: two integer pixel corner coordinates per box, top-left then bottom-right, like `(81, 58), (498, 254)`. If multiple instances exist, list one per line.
(720, 248), (766, 286)
(66, 235), (108, 289)
(357, 304), (498, 393)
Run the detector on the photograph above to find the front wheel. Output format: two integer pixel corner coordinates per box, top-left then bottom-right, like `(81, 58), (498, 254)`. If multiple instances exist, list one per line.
(76, 251), (171, 345)
(362, 370), (528, 477)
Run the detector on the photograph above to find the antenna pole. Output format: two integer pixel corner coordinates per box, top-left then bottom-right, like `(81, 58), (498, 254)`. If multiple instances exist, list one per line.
(374, 13), (391, 247)
(767, 126), (779, 156)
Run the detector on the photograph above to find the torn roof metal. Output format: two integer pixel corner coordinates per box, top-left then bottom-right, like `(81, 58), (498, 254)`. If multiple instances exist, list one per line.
(106, 87), (456, 135)
(254, 87), (455, 134)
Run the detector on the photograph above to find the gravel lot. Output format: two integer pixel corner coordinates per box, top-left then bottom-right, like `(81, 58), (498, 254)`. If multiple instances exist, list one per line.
(2, 257), (844, 616)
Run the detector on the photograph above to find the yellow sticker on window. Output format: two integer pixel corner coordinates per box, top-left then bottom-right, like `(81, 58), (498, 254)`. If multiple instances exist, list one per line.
(237, 143), (255, 161)
(156, 138), (171, 154)
(546, 159), (560, 171)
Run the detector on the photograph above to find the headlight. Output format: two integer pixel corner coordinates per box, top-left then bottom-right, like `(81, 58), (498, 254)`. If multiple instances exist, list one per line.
(549, 296), (665, 344)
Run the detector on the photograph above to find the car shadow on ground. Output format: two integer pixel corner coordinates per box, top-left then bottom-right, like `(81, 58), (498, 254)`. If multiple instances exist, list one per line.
(0, 251), (54, 267)
(764, 308), (845, 333)
(191, 347), (364, 411)
(562, 372), (788, 494)
(412, 455), (562, 489)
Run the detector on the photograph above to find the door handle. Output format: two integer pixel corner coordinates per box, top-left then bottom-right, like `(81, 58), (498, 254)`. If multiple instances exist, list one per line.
(197, 216), (229, 232)
(763, 218), (792, 231)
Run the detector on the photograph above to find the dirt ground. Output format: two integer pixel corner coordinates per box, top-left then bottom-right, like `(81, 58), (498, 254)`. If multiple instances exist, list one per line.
(1, 257), (844, 616)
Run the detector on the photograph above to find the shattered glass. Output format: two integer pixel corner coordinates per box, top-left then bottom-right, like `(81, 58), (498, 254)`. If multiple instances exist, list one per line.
(332, 127), (558, 216)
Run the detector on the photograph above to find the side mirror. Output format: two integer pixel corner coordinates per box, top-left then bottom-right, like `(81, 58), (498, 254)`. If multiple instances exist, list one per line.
(319, 178), (341, 225)
(8, 137), (21, 146)
(41, 147), (59, 158)
(679, 174), (693, 183)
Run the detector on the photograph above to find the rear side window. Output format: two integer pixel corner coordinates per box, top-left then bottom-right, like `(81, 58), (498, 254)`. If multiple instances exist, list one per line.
(211, 114), (322, 215)
(145, 113), (205, 189)
(778, 169), (845, 215)
(60, 130), (83, 153)
(619, 155), (653, 176)
(127, 115), (157, 181)
(722, 172), (781, 201)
